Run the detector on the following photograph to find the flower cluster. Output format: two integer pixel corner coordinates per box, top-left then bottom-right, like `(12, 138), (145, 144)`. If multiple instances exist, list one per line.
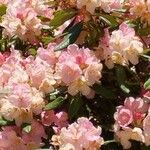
(114, 95), (150, 149)
(52, 117), (104, 150)
(41, 110), (68, 133)
(0, 44), (102, 127)
(76, 0), (124, 14)
(0, 49), (45, 126)
(0, 121), (46, 149)
(129, 0), (150, 27)
(0, 0), (149, 149)
(56, 44), (103, 97)
(98, 23), (143, 68)
(0, 0), (53, 42)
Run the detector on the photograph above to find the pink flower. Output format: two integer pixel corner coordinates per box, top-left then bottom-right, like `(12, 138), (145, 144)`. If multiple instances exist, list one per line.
(58, 61), (82, 85)
(0, 121), (46, 149)
(129, 0), (150, 26)
(100, 0), (124, 13)
(7, 65), (29, 86)
(26, 61), (48, 88)
(0, 48), (25, 86)
(84, 62), (103, 85)
(116, 127), (144, 149)
(26, 60), (56, 93)
(129, 0), (147, 17)
(114, 97), (148, 128)
(100, 28), (110, 51)
(53, 111), (68, 133)
(119, 23), (135, 37)
(21, 56), (34, 67)
(22, 120), (46, 147)
(1, 2), (42, 42)
(99, 23), (143, 68)
(0, 63), (28, 87)
(143, 113), (150, 146)
(143, 90), (150, 101)
(59, 44), (98, 66)
(114, 106), (133, 127)
(77, 0), (101, 14)
(36, 43), (58, 66)
(27, 0), (54, 18)
(0, 83), (44, 126)
(0, 0), (9, 4)
(67, 77), (92, 96)
(124, 97), (149, 113)
(41, 110), (56, 126)
(0, 63), (14, 86)
(0, 127), (26, 150)
(8, 83), (32, 108)
(56, 44), (102, 97)
(41, 110), (68, 133)
(0, 52), (6, 66)
(5, 47), (22, 64)
(53, 117), (104, 150)
(0, 0), (54, 42)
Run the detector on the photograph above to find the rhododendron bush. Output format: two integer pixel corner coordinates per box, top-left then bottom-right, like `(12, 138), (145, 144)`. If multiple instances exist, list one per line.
(0, 0), (150, 150)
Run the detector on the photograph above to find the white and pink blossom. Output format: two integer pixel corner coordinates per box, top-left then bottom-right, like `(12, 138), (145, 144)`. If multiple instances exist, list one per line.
(52, 117), (104, 150)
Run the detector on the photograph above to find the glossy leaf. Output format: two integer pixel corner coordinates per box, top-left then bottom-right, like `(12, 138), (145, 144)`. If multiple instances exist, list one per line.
(69, 96), (83, 119)
(49, 9), (77, 29)
(44, 97), (64, 110)
(93, 84), (116, 99)
(115, 66), (130, 93)
(42, 36), (54, 45)
(100, 14), (118, 28)
(144, 78), (150, 90)
(28, 48), (37, 56)
(54, 22), (83, 51)
(120, 84), (130, 94)
(0, 118), (7, 126)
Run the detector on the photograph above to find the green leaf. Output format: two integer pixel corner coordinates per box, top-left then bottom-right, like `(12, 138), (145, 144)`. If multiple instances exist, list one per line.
(69, 95), (83, 119)
(44, 97), (64, 110)
(137, 27), (150, 36)
(144, 79), (150, 90)
(49, 94), (57, 100)
(49, 9), (77, 29)
(140, 54), (150, 61)
(93, 84), (116, 99)
(143, 49), (150, 54)
(120, 85), (130, 94)
(41, 36), (54, 45)
(100, 14), (118, 28)
(54, 22), (83, 51)
(143, 146), (150, 150)
(23, 125), (32, 133)
(28, 48), (37, 56)
(115, 65), (130, 93)
(0, 117), (14, 126)
(0, 5), (6, 16)
(0, 118), (8, 126)
(115, 65), (126, 85)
